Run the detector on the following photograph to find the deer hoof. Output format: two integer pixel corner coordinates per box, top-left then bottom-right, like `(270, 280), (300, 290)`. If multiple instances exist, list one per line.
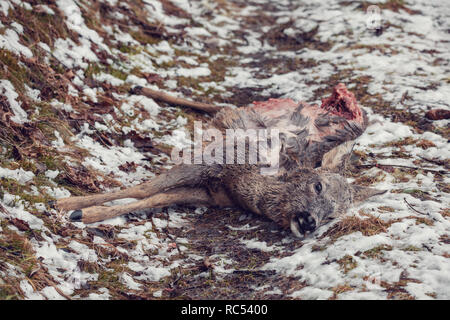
(129, 85), (143, 95)
(70, 210), (83, 222)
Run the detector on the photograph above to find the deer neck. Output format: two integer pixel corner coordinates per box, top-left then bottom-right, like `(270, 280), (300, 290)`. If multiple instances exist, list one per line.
(220, 167), (290, 227)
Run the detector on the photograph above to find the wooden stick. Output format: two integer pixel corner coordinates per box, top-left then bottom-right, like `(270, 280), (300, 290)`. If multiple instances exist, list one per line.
(403, 197), (428, 215)
(356, 163), (448, 174)
(70, 187), (212, 224)
(132, 86), (222, 114)
(417, 155), (449, 168)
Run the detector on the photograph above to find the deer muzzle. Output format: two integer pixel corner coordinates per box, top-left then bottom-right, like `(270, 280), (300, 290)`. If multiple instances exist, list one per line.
(290, 211), (317, 238)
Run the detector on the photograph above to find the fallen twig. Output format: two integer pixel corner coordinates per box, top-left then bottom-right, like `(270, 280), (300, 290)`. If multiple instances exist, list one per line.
(0, 203), (9, 215)
(356, 163), (448, 174)
(232, 269), (276, 276)
(131, 86), (222, 114)
(404, 197), (428, 215)
(417, 156), (449, 168)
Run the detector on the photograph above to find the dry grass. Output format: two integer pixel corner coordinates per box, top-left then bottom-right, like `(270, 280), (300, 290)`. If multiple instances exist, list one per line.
(330, 284), (354, 299)
(5, 3), (77, 48)
(0, 0), (445, 300)
(362, 244), (393, 260)
(439, 208), (450, 218)
(321, 213), (399, 240)
(406, 216), (434, 226)
(337, 255), (358, 274)
(0, 219), (72, 299)
(416, 139), (436, 150)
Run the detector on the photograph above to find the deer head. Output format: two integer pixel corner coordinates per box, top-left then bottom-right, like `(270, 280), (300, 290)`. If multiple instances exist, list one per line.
(280, 169), (385, 238)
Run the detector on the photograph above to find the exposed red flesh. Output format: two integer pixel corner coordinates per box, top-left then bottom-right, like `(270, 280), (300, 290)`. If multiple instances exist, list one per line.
(215, 83), (365, 168)
(320, 83), (362, 121)
(251, 98), (299, 118)
(249, 84), (361, 122)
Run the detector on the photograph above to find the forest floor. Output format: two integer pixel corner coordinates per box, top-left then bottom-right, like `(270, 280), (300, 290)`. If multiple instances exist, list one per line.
(0, 0), (449, 299)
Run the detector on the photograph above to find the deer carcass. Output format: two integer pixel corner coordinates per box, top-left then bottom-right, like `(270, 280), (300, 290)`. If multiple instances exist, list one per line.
(52, 83), (385, 238)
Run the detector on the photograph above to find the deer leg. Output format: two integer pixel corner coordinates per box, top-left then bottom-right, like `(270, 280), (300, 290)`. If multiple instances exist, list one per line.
(51, 165), (207, 212)
(69, 187), (212, 224)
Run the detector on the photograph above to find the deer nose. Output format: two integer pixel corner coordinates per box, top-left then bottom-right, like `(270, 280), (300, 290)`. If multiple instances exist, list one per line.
(296, 212), (316, 232)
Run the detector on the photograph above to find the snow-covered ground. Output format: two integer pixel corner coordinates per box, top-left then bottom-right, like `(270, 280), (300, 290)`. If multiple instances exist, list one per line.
(0, 0), (448, 299)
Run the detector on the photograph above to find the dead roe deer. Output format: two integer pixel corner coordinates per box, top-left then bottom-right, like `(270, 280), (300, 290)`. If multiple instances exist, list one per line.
(51, 84), (385, 238)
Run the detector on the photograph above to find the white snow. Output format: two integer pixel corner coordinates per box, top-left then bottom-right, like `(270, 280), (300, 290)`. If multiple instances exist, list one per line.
(240, 239), (278, 253)
(0, 80), (29, 124)
(0, 167), (34, 184)
(0, 29), (33, 58)
(1, 0), (449, 301)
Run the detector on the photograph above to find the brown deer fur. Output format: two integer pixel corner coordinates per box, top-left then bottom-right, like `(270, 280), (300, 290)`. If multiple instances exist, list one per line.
(52, 84), (385, 238)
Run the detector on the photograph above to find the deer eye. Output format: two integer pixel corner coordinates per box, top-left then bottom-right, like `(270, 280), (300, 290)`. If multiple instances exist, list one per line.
(314, 182), (322, 194)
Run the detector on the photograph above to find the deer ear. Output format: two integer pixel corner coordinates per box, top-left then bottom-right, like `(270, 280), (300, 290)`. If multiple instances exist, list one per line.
(352, 185), (387, 203)
(321, 141), (354, 172)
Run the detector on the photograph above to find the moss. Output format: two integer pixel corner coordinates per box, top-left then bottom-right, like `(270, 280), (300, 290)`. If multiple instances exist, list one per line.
(0, 225), (36, 276)
(402, 245), (422, 252)
(0, 176), (53, 208)
(109, 68), (128, 81)
(0, 178), (25, 198)
(363, 245), (393, 259)
(88, 259), (135, 297)
(0, 49), (28, 96)
(37, 154), (63, 171)
(21, 161), (38, 174)
(0, 235), (26, 257)
(130, 31), (162, 45)
(337, 255), (358, 274)
(176, 76), (204, 92)
(85, 63), (103, 78)
(0, 159), (36, 173)
(129, 66), (144, 78)
(157, 59), (176, 69)
(96, 270), (123, 288)
(0, 285), (19, 300)
(119, 44), (141, 55)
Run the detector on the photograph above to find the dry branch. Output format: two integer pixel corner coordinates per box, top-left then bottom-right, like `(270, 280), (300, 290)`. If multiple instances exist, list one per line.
(131, 86), (222, 114)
